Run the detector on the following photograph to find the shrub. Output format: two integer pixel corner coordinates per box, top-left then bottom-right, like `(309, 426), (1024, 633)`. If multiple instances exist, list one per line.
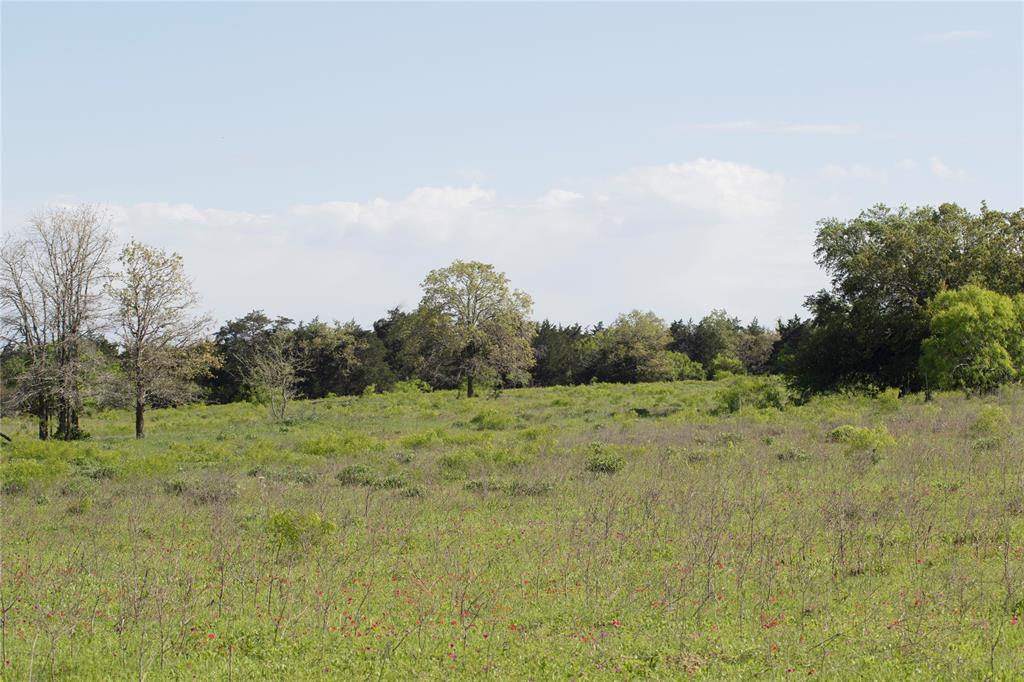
(266, 509), (335, 553)
(827, 424), (895, 453)
(438, 452), (473, 480)
(669, 351), (706, 380)
(968, 405), (1010, 438)
(505, 479), (554, 497)
(469, 409), (514, 431)
(336, 465), (373, 486)
(298, 432), (384, 457)
(776, 447), (810, 462)
(585, 443), (625, 474)
(875, 387), (901, 412)
(713, 376), (787, 414)
(710, 353), (745, 379)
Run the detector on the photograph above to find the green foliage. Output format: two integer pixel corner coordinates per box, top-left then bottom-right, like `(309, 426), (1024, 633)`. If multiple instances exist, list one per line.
(920, 285), (1023, 393)
(584, 442), (626, 473)
(593, 310), (676, 383)
(710, 353), (744, 379)
(266, 509), (336, 553)
(827, 424), (896, 452)
(297, 431), (384, 457)
(713, 376), (787, 414)
(417, 260), (535, 396)
(469, 408), (514, 430)
(788, 203), (1024, 393)
(668, 351), (706, 380)
(874, 387), (901, 412)
(968, 404), (1010, 439)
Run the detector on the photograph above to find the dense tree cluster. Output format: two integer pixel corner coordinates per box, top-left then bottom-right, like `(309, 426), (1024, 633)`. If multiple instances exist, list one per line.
(777, 203), (1024, 394)
(2, 201), (1022, 439)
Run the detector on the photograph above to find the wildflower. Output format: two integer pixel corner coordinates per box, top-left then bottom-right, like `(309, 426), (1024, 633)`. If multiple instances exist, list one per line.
(207, 633), (216, 640)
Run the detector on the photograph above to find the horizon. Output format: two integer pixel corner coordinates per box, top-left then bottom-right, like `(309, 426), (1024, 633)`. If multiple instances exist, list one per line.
(3, 1), (1022, 328)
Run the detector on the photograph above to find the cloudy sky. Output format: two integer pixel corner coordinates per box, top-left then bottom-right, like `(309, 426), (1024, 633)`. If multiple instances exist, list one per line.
(3, 2), (1021, 328)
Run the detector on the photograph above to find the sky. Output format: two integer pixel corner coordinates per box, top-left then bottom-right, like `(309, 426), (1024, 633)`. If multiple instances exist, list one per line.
(3, 1), (1022, 329)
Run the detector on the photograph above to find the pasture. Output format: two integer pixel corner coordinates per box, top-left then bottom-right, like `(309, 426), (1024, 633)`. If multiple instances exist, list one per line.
(2, 379), (1023, 679)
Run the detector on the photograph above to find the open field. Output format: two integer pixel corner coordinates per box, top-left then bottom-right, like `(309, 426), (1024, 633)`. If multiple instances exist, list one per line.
(2, 379), (1023, 680)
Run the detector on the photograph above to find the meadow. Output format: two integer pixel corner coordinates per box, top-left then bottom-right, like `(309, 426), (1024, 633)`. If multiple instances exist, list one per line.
(1, 378), (1023, 680)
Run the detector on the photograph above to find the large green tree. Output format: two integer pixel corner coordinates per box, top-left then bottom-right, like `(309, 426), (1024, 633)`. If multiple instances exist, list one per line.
(919, 285), (1024, 393)
(417, 260), (534, 397)
(593, 311), (677, 383)
(789, 203), (1024, 392)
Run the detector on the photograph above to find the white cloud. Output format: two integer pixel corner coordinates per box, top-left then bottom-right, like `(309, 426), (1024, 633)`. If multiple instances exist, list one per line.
(93, 158), (844, 326)
(930, 156), (968, 181)
(613, 158), (786, 217)
(818, 164), (890, 182)
(687, 121), (862, 135)
(131, 202), (268, 226)
(539, 189), (584, 208)
(919, 30), (988, 43)
(290, 185), (495, 239)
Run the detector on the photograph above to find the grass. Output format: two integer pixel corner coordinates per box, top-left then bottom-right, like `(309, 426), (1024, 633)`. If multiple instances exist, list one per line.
(1, 378), (1023, 679)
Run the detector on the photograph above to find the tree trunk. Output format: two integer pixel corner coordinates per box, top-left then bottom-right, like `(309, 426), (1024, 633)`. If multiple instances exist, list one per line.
(135, 399), (145, 439)
(37, 397), (49, 441)
(466, 374), (474, 398)
(135, 380), (145, 439)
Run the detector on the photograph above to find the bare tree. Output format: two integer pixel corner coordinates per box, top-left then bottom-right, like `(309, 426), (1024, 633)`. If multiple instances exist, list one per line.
(242, 331), (298, 421)
(107, 241), (211, 438)
(0, 206), (114, 439)
(0, 239), (55, 439)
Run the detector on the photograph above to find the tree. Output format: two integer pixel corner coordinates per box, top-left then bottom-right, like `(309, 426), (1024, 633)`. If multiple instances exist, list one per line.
(670, 310), (742, 372)
(107, 241), (211, 438)
(919, 285), (1023, 393)
(593, 311), (676, 383)
(794, 203), (1024, 392)
(531, 321), (592, 386)
(0, 205), (114, 439)
(204, 311), (293, 403)
(243, 330), (299, 421)
(417, 260), (534, 397)
(734, 320), (778, 375)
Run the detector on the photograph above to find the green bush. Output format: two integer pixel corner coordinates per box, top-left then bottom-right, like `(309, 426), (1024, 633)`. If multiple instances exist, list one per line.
(298, 431), (384, 457)
(469, 409), (514, 430)
(827, 424), (895, 452)
(875, 387), (901, 412)
(266, 509), (335, 553)
(585, 443), (625, 474)
(713, 376), (787, 414)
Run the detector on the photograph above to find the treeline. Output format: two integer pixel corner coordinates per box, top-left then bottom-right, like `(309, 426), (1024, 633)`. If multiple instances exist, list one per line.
(2, 201), (1023, 441)
(197, 307), (775, 403)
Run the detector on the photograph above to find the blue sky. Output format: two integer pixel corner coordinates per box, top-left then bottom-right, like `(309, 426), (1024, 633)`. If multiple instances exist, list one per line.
(3, 2), (1022, 327)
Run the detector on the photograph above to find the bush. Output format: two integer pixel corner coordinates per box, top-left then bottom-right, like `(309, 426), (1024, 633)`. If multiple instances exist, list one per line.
(827, 424), (895, 453)
(710, 353), (745, 379)
(668, 351), (706, 380)
(266, 509), (335, 553)
(713, 376), (787, 414)
(968, 405), (1010, 438)
(469, 409), (514, 431)
(336, 464), (374, 486)
(875, 387), (901, 412)
(585, 443), (625, 474)
(298, 432), (384, 457)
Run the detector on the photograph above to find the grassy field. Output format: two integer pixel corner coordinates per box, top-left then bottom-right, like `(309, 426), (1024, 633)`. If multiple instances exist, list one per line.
(1, 378), (1023, 680)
